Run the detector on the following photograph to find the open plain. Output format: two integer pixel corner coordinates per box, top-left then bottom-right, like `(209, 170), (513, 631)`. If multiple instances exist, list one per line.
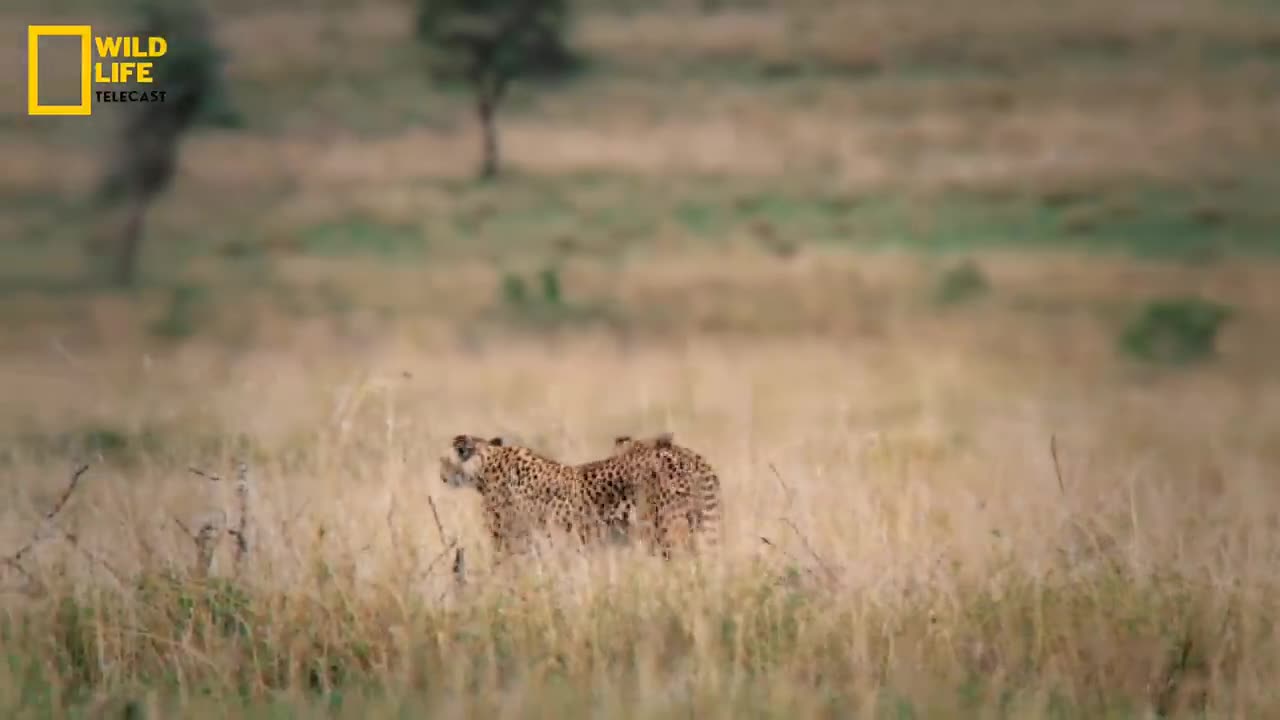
(3, 0), (1280, 716)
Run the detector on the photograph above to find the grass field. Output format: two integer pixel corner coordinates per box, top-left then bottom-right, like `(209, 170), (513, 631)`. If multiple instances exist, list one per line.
(4, 0), (1280, 716)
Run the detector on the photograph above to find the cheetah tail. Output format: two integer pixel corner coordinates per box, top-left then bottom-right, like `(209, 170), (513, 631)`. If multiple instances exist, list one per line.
(694, 468), (722, 549)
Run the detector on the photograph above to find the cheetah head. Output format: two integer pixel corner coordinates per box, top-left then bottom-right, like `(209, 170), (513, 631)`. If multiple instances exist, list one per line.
(441, 434), (505, 488)
(613, 432), (675, 454)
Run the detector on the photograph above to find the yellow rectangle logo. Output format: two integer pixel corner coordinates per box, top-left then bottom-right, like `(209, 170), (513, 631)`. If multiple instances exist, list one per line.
(27, 25), (93, 116)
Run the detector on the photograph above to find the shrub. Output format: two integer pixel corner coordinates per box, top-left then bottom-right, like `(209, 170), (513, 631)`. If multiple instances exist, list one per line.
(1119, 296), (1233, 365)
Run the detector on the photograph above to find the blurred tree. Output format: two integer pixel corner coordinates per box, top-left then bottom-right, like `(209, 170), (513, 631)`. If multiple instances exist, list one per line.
(93, 0), (239, 288)
(416, 0), (580, 180)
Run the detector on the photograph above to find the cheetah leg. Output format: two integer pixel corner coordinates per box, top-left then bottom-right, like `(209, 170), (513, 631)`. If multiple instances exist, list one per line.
(654, 496), (696, 560)
(631, 490), (663, 557)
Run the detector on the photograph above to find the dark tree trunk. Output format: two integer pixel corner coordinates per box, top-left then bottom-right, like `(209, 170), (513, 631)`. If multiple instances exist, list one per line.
(477, 93), (499, 181)
(115, 196), (148, 287)
(473, 71), (510, 181)
(89, 3), (218, 289)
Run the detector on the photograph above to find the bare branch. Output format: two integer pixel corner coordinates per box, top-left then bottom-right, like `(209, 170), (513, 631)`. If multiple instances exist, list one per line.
(452, 546), (467, 587)
(421, 539), (459, 580)
(173, 515), (195, 540)
(768, 462), (795, 511)
(4, 463), (91, 569)
(188, 466), (223, 482)
(1, 463), (94, 594)
(195, 520), (221, 578)
(44, 464), (90, 524)
(0, 556), (37, 586)
(427, 495), (448, 549)
(59, 530), (125, 586)
(759, 535), (825, 587)
(174, 510), (226, 578)
(783, 518), (842, 588)
(433, 541), (466, 605)
(423, 493), (465, 594)
(1050, 434), (1067, 495)
(232, 461), (251, 576)
(759, 463), (841, 588)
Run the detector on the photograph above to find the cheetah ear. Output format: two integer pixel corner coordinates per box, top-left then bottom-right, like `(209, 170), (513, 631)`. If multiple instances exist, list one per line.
(654, 432), (674, 448)
(489, 436), (504, 446)
(452, 435), (473, 461)
(614, 435), (632, 446)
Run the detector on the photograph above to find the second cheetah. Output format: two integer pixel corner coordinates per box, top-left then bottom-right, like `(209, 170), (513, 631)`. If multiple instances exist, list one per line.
(611, 432), (723, 555)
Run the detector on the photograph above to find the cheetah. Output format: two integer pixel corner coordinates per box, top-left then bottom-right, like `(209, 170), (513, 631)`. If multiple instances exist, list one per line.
(611, 432), (723, 555)
(440, 434), (648, 558)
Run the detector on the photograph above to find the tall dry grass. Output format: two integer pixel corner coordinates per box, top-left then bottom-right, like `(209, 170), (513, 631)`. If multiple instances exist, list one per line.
(2, 334), (1277, 717)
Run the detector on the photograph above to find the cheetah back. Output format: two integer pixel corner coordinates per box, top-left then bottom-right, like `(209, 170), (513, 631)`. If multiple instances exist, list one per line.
(612, 432), (723, 552)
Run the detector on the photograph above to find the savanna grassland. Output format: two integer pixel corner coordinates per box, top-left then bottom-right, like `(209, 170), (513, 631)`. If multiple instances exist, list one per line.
(4, 0), (1280, 717)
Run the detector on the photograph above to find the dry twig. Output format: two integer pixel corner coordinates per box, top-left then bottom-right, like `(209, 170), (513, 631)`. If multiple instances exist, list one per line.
(230, 461), (251, 576)
(196, 520), (223, 578)
(185, 464), (239, 577)
(782, 518), (841, 587)
(758, 462), (842, 588)
(59, 530), (124, 585)
(427, 495), (448, 548)
(452, 547), (467, 587)
(421, 539), (459, 580)
(174, 511), (226, 578)
(188, 466), (223, 482)
(1, 464), (92, 590)
(768, 462), (796, 512)
(427, 494), (467, 589)
(1050, 434), (1067, 495)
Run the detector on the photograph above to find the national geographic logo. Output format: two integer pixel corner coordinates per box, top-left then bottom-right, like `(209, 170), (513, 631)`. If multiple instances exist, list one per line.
(27, 25), (170, 116)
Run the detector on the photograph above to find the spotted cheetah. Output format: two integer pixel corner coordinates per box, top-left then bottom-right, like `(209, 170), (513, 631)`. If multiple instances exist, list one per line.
(440, 434), (648, 557)
(612, 432), (723, 554)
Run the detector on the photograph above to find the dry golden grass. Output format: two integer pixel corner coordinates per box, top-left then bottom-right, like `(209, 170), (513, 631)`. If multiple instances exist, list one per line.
(2, 302), (1279, 716)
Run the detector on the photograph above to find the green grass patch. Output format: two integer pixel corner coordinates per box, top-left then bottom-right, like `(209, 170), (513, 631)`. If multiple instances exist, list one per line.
(932, 260), (991, 306)
(266, 177), (1280, 263)
(296, 217), (427, 258)
(149, 283), (212, 340)
(802, 184), (1280, 259)
(1119, 296), (1235, 366)
(492, 263), (622, 332)
(0, 423), (264, 469)
(6, 176), (1278, 302)
(659, 179), (1278, 260)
